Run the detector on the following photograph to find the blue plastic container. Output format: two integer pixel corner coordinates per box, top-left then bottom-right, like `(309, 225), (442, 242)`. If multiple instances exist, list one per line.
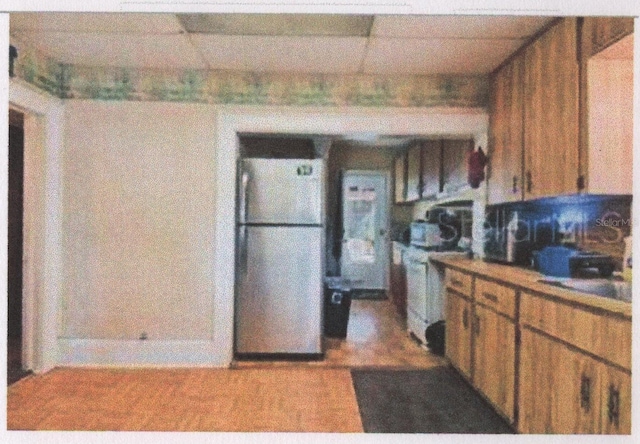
(535, 246), (577, 278)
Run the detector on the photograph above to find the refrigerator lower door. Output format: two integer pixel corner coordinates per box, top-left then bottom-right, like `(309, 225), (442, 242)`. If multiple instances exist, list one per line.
(235, 225), (323, 355)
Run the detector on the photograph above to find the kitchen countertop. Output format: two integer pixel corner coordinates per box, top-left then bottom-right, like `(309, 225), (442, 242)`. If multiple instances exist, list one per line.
(429, 256), (632, 319)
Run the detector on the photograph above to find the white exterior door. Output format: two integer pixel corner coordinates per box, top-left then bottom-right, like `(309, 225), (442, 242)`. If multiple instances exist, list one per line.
(340, 171), (389, 290)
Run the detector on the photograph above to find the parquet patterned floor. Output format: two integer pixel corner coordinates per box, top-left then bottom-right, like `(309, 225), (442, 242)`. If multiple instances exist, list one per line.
(7, 299), (443, 432)
(8, 367), (362, 432)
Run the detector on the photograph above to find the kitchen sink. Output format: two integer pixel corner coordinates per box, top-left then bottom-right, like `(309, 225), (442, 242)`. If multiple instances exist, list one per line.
(537, 278), (632, 303)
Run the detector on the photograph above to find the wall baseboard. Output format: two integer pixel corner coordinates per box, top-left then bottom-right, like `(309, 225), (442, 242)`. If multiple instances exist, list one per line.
(57, 339), (228, 368)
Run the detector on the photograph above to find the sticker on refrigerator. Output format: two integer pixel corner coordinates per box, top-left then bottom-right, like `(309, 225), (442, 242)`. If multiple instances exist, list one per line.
(346, 186), (376, 201)
(296, 165), (313, 176)
(346, 239), (376, 263)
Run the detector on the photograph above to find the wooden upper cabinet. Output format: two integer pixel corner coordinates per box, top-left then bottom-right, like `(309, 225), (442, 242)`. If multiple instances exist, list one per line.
(405, 143), (422, 202)
(420, 140), (441, 198)
(393, 153), (406, 203)
(488, 54), (525, 205)
(523, 18), (579, 200)
(441, 139), (472, 194)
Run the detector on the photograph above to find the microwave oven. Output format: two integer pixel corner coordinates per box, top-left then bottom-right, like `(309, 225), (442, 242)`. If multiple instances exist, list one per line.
(410, 222), (442, 248)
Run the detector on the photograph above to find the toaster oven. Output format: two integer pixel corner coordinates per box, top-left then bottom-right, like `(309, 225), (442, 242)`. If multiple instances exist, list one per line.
(410, 222), (442, 248)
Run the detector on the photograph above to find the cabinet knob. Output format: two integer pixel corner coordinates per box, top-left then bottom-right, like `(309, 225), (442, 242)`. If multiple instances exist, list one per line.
(473, 314), (480, 336)
(580, 375), (591, 412)
(607, 384), (620, 428)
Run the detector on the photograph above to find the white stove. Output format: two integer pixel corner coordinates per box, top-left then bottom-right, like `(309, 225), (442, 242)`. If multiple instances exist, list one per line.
(405, 246), (467, 345)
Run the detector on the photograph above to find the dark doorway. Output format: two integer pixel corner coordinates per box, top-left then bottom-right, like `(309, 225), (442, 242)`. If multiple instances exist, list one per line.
(8, 109), (29, 385)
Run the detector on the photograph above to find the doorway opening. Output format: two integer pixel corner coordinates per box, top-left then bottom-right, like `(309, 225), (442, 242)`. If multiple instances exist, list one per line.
(8, 108), (30, 385)
(339, 170), (389, 298)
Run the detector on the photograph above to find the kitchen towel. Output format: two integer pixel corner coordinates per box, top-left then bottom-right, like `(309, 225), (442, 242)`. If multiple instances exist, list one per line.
(468, 146), (488, 189)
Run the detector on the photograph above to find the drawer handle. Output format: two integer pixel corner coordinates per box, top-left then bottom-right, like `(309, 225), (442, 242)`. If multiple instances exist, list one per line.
(462, 307), (469, 329)
(482, 292), (498, 303)
(450, 278), (464, 288)
(608, 384), (620, 428)
(580, 375), (591, 412)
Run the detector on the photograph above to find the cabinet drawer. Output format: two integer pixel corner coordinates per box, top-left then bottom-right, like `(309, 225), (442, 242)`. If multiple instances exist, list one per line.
(445, 269), (473, 297)
(520, 291), (631, 370)
(474, 278), (517, 319)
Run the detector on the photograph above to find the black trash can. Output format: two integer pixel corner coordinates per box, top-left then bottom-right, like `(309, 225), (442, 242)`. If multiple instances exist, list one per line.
(323, 277), (352, 339)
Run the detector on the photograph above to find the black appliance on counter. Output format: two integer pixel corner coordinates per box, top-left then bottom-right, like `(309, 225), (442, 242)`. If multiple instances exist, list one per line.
(533, 245), (615, 278)
(483, 206), (541, 266)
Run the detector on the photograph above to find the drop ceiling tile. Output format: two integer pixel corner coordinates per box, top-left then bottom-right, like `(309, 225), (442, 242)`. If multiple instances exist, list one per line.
(178, 13), (374, 37)
(371, 15), (554, 39)
(362, 37), (525, 74)
(16, 32), (206, 70)
(192, 35), (367, 74)
(10, 12), (184, 34)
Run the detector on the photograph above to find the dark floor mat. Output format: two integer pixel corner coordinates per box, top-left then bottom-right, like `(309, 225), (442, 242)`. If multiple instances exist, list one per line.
(350, 290), (387, 300)
(351, 367), (515, 434)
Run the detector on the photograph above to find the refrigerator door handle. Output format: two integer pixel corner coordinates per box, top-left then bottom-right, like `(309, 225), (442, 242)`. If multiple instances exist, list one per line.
(238, 225), (248, 274)
(239, 170), (250, 224)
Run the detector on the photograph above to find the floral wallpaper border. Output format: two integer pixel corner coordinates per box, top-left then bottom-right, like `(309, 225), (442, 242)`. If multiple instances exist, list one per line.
(10, 38), (489, 109)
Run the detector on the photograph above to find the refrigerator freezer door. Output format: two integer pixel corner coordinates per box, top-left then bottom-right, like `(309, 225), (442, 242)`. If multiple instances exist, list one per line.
(235, 225), (323, 355)
(241, 158), (323, 225)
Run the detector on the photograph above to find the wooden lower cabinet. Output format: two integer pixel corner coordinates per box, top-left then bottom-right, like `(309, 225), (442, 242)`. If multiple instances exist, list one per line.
(443, 265), (631, 434)
(518, 327), (631, 434)
(444, 289), (472, 380)
(473, 304), (516, 422)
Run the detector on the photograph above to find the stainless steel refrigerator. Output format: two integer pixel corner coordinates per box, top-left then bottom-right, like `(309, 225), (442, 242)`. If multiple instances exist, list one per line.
(235, 158), (325, 357)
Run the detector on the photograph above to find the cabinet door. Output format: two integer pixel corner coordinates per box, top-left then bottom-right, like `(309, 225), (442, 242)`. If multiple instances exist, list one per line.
(441, 139), (472, 194)
(394, 153), (406, 203)
(518, 328), (601, 434)
(420, 140), (441, 198)
(405, 143), (421, 201)
(444, 289), (472, 379)
(523, 18), (579, 199)
(600, 365), (631, 435)
(472, 305), (516, 422)
(488, 55), (524, 204)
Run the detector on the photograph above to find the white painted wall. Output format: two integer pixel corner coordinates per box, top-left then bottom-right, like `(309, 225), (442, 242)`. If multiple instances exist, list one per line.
(60, 101), (219, 366)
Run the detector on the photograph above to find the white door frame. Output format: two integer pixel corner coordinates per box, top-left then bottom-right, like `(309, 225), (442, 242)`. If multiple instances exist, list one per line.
(340, 169), (391, 290)
(214, 106), (488, 365)
(8, 78), (65, 373)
